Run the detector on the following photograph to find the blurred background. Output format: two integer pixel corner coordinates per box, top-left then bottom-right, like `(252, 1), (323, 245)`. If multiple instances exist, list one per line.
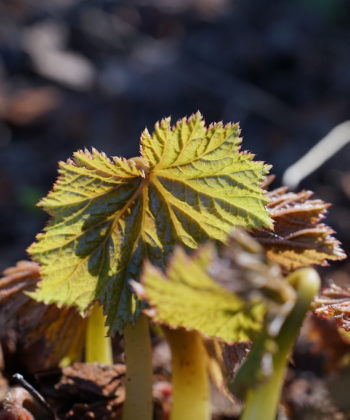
(0, 0), (350, 272)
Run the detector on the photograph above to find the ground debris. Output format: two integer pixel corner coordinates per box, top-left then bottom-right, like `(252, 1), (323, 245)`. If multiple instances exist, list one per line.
(284, 374), (345, 420)
(42, 363), (125, 420)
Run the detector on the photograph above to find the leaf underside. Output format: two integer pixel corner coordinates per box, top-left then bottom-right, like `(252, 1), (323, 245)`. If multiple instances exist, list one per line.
(28, 112), (272, 331)
(253, 187), (346, 271)
(313, 284), (350, 330)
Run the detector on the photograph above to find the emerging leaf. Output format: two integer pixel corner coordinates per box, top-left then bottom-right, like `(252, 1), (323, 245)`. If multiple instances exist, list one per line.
(253, 187), (346, 271)
(0, 261), (86, 370)
(138, 230), (294, 344)
(214, 229), (295, 309)
(313, 283), (350, 330)
(139, 229), (298, 398)
(28, 112), (272, 331)
(138, 244), (264, 343)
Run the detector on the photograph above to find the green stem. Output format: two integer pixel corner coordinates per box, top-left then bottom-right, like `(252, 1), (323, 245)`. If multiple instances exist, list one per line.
(240, 268), (320, 420)
(122, 314), (153, 420)
(86, 302), (113, 364)
(165, 328), (210, 420)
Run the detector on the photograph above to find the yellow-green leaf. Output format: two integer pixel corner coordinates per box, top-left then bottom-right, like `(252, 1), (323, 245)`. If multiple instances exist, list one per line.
(139, 245), (264, 343)
(139, 229), (294, 344)
(28, 112), (271, 331)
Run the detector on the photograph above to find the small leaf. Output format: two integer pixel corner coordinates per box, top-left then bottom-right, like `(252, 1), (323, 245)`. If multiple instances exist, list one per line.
(28, 112), (272, 331)
(313, 283), (350, 330)
(139, 229), (294, 344)
(253, 187), (346, 270)
(139, 229), (298, 397)
(215, 229), (295, 308)
(139, 244), (264, 343)
(0, 261), (86, 369)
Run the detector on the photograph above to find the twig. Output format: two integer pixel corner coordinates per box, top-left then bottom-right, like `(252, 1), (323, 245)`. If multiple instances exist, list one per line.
(282, 120), (350, 189)
(11, 374), (56, 420)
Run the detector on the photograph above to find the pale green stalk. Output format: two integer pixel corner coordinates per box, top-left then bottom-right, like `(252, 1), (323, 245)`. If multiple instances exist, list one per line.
(240, 268), (320, 420)
(122, 314), (153, 420)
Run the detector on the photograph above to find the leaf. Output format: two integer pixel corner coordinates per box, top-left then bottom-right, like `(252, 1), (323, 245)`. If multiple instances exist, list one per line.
(139, 229), (298, 398)
(0, 260), (40, 302)
(0, 261), (86, 370)
(28, 112), (272, 331)
(253, 187), (346, 270)
(215, 229), (295, 308)
(205, 339), (250, 395)
(313, 283), (350, 330)
(138, 229), (295, 344)
(138, 244), (265, 343)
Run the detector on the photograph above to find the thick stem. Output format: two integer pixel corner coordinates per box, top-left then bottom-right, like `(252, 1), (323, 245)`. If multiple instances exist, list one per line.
(86, 302), (113, 364)
(122, 314), (153, 420)
(240, 268), (320, 420)
(165, 328), (210, 420)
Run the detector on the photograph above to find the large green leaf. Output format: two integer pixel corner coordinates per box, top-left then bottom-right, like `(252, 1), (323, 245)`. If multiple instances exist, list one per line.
(28, 112), (272, 331)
